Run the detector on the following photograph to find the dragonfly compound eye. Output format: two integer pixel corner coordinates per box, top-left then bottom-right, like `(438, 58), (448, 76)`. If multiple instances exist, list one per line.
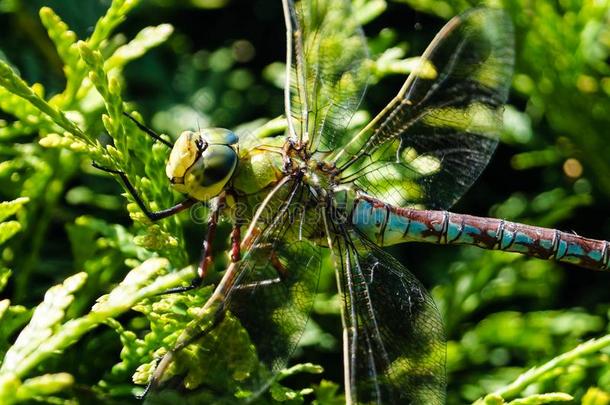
(166, 128), (238, 201)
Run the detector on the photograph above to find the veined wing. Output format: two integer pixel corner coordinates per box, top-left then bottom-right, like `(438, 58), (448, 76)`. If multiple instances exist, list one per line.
(225, 178), (323, 393)
(149, 177), (322, 399)
(333, 8), (514, 209)
(326, 221), (446, 404)
(283, 0), (369, 153)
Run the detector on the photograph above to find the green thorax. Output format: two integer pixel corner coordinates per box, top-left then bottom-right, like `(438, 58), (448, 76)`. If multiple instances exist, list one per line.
(231, 133), (285, 196)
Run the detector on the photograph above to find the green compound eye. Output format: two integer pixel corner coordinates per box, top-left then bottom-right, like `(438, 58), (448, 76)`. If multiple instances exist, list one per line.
(166, 128), (238, 201)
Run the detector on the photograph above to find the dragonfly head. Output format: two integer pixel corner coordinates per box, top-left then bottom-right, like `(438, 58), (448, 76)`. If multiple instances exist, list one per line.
(166, 128), (239, 201)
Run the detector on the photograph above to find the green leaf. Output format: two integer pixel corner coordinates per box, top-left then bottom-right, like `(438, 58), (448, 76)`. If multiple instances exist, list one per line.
(39, 7), (79, 72)
(582, 387), (610, 405)
(0, 259), (192, 383)
(105, 24), (174, 71)
(312, 380), (344, 405)
(78, 42), (126, 150)
(0, 60), (87, 141)
(0, 272), (89, 376)
(484, 335), (610, 401)
(508, 393), (573, 404)
(16, 373), (74, 400)
(89, 0), (141, 48)
(0, 222), (21, 245)
(0, 197), (28, 223)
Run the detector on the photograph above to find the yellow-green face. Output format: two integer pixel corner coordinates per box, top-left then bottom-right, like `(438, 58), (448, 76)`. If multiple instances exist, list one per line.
(165, 128), (238, 201)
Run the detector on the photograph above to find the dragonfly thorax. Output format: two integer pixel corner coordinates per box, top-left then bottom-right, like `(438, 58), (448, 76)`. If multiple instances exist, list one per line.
(303, 159), (340, 197)
(282, 142), (340, 200)
(166, 128), (239, 201)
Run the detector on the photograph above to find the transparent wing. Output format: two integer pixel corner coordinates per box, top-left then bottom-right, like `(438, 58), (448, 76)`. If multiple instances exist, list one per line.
(283, 0), (369, 153)
(154, 178), (322, 398)
(226, 180), (323, 389)
(334, 8), (514, 209)
(331, 227), (446, 404)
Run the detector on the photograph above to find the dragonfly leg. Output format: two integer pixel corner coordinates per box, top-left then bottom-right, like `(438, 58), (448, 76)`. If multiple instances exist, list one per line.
(123, 111), (173, 148)
(270, 250), (288, 279)
(233, 250), (286, 291)
(230, 222), (241, 262)
(162, 196), (227, 294)
(92, 162), (196, 221)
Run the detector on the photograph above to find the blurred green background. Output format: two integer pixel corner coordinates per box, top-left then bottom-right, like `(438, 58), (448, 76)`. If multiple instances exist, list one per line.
(0, 0), (609, 403)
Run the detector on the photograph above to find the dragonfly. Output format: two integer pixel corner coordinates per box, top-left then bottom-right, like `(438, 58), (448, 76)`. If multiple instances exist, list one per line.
(97, 0), (609, 403)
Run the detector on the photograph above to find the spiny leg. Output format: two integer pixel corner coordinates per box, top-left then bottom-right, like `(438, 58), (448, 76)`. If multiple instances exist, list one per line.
(162, 196), (228, 294)
(123, 111), (173, 148)
(233, 247), (287, 291)
(92, 162), (195, 221)
(230, 222), (241, 263)
(199, 200), (224, 281)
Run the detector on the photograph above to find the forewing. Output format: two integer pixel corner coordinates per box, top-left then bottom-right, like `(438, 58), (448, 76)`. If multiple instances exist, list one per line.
(333, 228), (446, 404)
(283, 0), (369, 152)
(147, 178), (323, 399)
(227, 181), (323, 387)
(336, 8), (514, 209)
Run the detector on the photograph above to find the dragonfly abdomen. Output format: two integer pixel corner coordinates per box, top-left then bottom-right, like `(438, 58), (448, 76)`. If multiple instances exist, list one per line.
(351, 195), (609, 270)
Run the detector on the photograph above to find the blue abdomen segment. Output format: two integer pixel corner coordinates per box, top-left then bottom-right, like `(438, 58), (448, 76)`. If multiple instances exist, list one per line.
(351, 195), (609, 271)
